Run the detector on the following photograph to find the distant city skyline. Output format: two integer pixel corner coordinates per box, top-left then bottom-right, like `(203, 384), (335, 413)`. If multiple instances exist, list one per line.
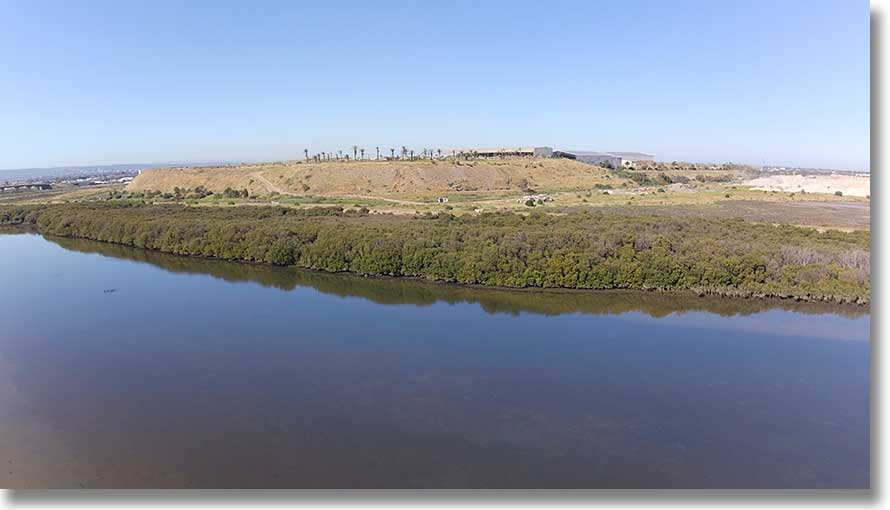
(0, 1), (870, 171)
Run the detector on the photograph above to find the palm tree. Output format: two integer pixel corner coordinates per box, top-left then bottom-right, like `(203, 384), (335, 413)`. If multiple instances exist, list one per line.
(410, 149), (415, 160)
(437, 149), (442, 159)
(376, 146), (380, 160)
(304, 149), (308, 162)
(401, 146), (407, 159)
(390, 148), (395, 159)
(351, 145), (359, 161)
(360, 148), (365, 160)
(338, 150), (343, 160)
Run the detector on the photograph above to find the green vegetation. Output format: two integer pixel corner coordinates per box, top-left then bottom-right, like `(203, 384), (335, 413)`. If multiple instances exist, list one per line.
(612, 169), (735, 187)
(109, 186), (248, 202)
(46, 234), (868, 319)
(0, 202), (870, 304)
(614, 170), (682, 186)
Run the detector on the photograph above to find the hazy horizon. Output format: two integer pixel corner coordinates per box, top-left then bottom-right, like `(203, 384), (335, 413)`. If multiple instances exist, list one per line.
(0, 154), (871, 176)
(0, 0), (870, 171)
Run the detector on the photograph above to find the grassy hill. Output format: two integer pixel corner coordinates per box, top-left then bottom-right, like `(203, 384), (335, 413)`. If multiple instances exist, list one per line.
(127, 157), (629, 200)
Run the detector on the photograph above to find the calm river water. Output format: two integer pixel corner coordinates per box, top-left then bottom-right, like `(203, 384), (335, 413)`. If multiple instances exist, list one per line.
(0, 232), (870, 488)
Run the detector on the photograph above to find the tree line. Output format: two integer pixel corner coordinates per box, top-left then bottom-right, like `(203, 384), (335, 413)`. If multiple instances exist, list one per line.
(303, 146), (449, 163)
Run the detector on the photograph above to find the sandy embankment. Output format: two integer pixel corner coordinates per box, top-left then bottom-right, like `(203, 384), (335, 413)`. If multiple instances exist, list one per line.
(744, 174), (870, 197)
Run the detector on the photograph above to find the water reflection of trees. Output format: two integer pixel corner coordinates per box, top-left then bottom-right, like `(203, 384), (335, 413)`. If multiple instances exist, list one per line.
(49, 235), (866, 319)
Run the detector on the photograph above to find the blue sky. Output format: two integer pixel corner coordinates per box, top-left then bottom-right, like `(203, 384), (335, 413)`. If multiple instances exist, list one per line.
(0, 0), (870, 170)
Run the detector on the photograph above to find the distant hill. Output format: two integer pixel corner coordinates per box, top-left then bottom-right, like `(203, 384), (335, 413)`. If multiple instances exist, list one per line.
(0, 162), (234, 184)
(127, 158), (629, 199)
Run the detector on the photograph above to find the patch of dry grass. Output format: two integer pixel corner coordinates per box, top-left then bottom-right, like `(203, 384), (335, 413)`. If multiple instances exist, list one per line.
(128, 158), (628, 199)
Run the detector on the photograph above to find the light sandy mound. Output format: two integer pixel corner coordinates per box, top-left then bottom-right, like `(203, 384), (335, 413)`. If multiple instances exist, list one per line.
(745, 174), (870, 197)
(128, 158), (627, 199)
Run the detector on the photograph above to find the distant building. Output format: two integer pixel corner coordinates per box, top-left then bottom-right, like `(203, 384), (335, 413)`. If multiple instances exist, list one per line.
(443, 145), (652, 166)
(555, 150), (654, 168)
(608, 152), (655, 167)
(553, 150), (623, 168)
(454, 146), (553, 158)
(0, 183), (52, 192)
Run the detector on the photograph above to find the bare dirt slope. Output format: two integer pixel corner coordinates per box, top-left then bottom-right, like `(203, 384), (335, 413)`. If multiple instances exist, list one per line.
(128, 158), (628, 199)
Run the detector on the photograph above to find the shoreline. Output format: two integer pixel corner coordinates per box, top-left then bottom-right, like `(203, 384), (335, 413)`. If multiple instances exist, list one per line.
(0, 224), (869, 311)
(0, 202), (870, 307)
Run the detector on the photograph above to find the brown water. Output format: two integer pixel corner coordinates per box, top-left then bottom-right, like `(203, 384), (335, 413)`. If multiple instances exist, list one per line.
(0, 233), (870, 488)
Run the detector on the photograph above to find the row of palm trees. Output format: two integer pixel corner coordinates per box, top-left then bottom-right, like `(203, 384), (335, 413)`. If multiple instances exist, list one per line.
(302, 146), (450, 163)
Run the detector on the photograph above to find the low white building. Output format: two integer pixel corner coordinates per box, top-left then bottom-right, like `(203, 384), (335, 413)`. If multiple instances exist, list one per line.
(555, 150), (654, 168)
(608, 152), (655, 167)
(553, 150), (623, 168)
